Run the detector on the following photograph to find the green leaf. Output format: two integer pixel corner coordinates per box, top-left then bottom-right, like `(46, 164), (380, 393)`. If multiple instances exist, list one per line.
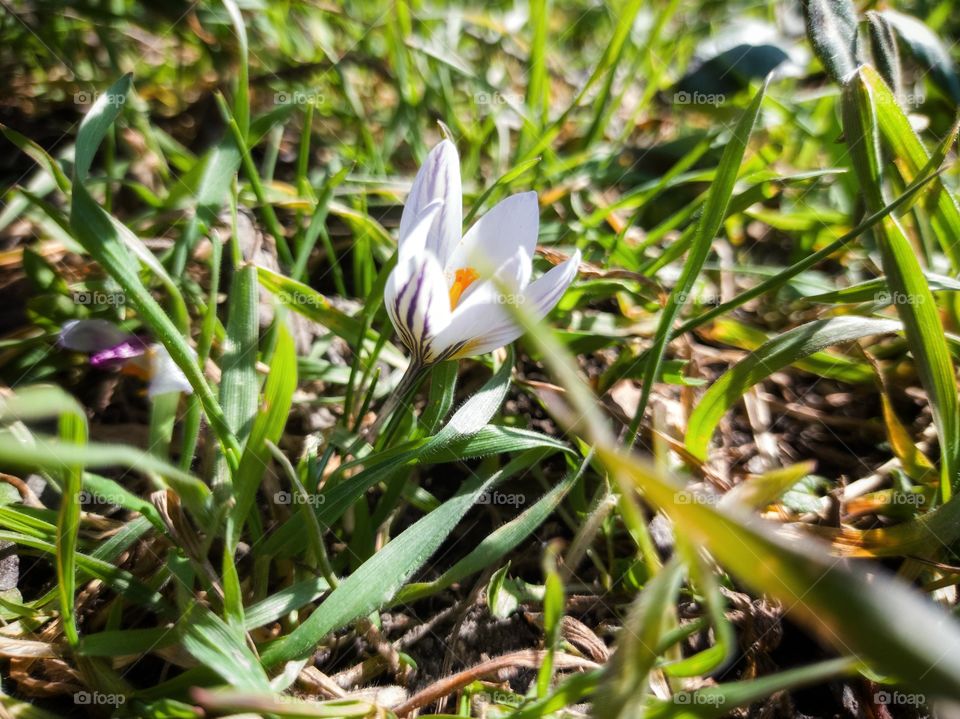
(804, 271), (960, 304)
(0, 530), (167, 612)
(420, 347), (514, 455)
(843, 66), (960, 500)
(706, 317), (874, 383)
(860, 64), (960, 270)
(537, 561), (566, 697)
(191, 689), (374, 718)
(0, 387), (87, 646)
(881, 10), (960, 103)
(420, 360), (458, 434)
(462, 155), (543, 225)
(77, 628), (177, 657)
(261, 425), (570, 558)
(671, 160), (949, 341)
(0, 434), (210, 519)
(393, 458), (582, 604)
(256, 265), (404, 364)
(69, 75), (239, 464)
(803, 0), (859, 82)
(720, 461), (817, 511)
(260, 450), (546, 666)
(0, 124), (72, 193)
(229, 325), (298, 547)
(178, 602), (270, 691)
(171, 136), (241, 274)
(866, 11), (901, 95)
(662, 550), (734, 678)
(242, 577), (330, 630)
(645, 657), (856, 718)
(600, 446), (960, 699)
(220, 263), (260, 448)
(222, 0), (250, 138)
(593, 560), (685, 718)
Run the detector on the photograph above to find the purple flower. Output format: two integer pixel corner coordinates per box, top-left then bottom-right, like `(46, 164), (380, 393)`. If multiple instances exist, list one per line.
(59, 319), (192, 397)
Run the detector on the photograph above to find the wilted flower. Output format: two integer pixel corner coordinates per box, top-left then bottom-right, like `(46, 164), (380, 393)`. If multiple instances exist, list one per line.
(59, 319), (192, 397)
(385, 139), (580, 366)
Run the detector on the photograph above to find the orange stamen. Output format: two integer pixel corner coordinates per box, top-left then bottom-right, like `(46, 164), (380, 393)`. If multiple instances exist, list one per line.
(120, 349), (154, 382)
(120, 361), (151, 382)
(448, 267), (479, 309)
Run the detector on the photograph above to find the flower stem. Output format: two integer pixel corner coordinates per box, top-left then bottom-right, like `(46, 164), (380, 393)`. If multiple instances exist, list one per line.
(362, 360), (427, 444)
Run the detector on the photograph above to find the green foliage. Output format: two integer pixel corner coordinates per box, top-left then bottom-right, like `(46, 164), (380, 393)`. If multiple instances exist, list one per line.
(3, 0), (960, 716)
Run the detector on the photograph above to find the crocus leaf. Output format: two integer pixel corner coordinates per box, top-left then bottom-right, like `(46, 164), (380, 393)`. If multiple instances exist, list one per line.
(259, 450), (548, 666)
(803, 0), (859, 82)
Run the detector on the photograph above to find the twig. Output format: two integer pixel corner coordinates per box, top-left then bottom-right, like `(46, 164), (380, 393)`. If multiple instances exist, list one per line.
(393, 649), (599, 717)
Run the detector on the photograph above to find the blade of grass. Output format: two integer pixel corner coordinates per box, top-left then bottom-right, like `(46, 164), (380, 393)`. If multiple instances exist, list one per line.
(69, 75), (240, 467)
(842, 65), (960, 500)
(631, 79), (768, 440)
(593, 559), (685, 717)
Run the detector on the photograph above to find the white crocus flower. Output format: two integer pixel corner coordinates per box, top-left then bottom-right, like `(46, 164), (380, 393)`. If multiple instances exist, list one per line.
(385, 139), (580, 366)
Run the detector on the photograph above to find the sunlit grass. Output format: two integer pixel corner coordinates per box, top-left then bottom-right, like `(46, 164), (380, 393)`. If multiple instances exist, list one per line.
(1, 0), (960, 717)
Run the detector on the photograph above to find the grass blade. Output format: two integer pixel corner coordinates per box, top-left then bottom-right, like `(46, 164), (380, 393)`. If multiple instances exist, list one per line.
(842, 66), (960, 500)
(633, 79), (768, 437)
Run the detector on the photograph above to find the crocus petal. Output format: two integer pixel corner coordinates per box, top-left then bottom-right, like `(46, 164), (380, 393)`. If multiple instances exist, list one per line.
(59, 319), (133, 353)
(440, 250), (581, 360)
(522, 250), (582, 316)
(430, 281), (511, 360)
(397, 200), (443, 265)
(446, 191), (539, 280)
(146, 344), (193, 397)
(398, 139), (462, 266)
(90, 339), (148, 368)
(385, 252), (453, 363)
(456, 245), (532, 307)
(387, 203), (451, 358)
